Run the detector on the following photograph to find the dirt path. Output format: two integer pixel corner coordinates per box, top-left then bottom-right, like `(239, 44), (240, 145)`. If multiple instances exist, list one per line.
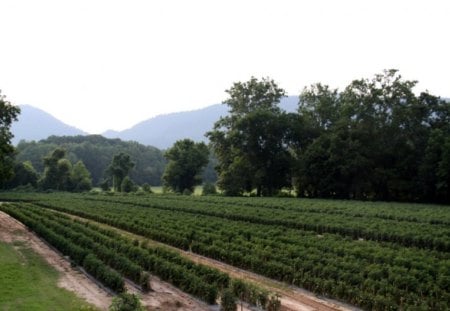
(59, 211), (359, 311)
(0, 210), (216, 311)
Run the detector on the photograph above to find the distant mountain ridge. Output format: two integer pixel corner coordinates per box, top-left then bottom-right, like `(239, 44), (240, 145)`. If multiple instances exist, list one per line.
(12, 105), (86, 145)
(103, 96), (298, 149)
(11, 97), (299, 149)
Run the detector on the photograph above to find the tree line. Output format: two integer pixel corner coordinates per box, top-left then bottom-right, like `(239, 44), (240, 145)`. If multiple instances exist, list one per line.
(207, 70), (450, 203)
(1, 69), (449, 202)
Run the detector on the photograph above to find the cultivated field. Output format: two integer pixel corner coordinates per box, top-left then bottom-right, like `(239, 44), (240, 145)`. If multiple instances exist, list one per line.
(0, 192), (449, 310)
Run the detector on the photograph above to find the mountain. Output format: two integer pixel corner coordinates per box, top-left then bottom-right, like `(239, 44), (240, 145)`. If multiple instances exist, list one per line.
(11, 105), (86, 145)
(103, 96), (299, 149)
(11, 97), (299, 149)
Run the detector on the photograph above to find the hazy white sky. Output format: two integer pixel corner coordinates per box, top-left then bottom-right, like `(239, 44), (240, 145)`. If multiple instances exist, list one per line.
(1, 0), (449, 133)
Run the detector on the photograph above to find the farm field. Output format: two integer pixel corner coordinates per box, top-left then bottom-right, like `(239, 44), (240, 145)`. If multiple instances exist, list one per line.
(0, 211), (99, 311)
(0, 192), (449, 310)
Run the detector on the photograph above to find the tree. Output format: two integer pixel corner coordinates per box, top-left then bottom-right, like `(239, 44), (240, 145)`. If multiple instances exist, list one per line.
(71, 160), (93, 191)
(207, 77), (291, 196)
(162, 139), (209, 193)
(5, 161), (39, 189)
(294, 70), (450, 202)
(40, 148), (71, 190)
(121, 176), (137, 193)
(107, 153), (135, 192)
(0, 91), (21, 187)
(202, 182), (217, 195)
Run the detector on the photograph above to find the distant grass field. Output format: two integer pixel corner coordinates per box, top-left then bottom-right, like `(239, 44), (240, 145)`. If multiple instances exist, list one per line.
(0, 241), (96, 311)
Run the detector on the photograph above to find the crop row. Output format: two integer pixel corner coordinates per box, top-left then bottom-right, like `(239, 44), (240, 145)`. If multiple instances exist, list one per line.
(80, 195), (450, 252)
(0, 202), (281, 310)
(19, 194), (450, 310)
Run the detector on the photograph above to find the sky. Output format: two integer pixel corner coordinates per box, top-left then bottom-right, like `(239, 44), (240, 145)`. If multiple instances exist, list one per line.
(0, 0), (449, 134)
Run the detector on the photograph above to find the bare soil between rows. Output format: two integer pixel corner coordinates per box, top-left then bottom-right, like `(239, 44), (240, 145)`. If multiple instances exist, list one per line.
(0, 209), (216, 311)
(56, 210), (359, 311)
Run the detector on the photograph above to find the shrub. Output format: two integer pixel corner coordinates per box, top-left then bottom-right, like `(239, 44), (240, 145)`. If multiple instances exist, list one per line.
(220, 289), (237, 311)
(121, 177), (137, 193)
(141, 183), (153, 193)
(202, 183), (217, 195)
(109, 293), (143, 311)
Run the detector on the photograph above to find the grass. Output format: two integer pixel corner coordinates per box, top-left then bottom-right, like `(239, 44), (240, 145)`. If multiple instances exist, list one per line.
(0, 241), (97, 311)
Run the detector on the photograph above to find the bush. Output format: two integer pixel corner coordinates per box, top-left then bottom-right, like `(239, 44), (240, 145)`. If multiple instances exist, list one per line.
(140, 272), (151, 292)
(121, 177), (137, 193)
(182, 188), (192, 196)
(202, 183), (217, 195)
(220, 289), (237, 311)
(100, 180), (110, 191)
(141, 183), (153, 193)
(109, 293), (143, 311)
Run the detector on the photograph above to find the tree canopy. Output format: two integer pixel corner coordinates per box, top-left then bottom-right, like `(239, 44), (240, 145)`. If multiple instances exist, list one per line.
(0, 91), (20, 187)
(15, 135), (165, 186)
(208, 71), (450, 203)
(39, 148), (93, 191)
(162, 139), (209, 193)
(207, 77), (291, 196)
(107, 152), (135, 192)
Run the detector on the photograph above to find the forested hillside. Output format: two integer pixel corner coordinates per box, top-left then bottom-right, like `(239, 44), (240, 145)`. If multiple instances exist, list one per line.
(15, 135), (166, 186)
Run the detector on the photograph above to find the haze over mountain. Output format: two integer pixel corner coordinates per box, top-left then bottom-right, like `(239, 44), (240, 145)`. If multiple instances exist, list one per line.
(11, 105), (86, 145)
(12, 97), (298, 149)
(103, 96), (298, 149)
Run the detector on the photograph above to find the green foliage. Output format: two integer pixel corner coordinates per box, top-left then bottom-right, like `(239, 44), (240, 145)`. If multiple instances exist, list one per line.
(100, 179), (111, 191)
(16, 135), (165, 186)
(71, 160), (93, 191)
(207, 77), (290, 196)
(208, 71), (450, 203)
(220, 288), (237, 311)
(163, 139), (209, 193)
(139, 271), (151, 292)
(5, 193), (447, 310)
(293, 70), (450, 203)
(202, 182), (217, 195)
(109, 293), (143, 311)
(0, 242), (96, 310)
(107, 153), (135, 192)
(121, 176), (137, 193)
(0, 91), (20, 187)
(141, 183), (152, 193)
(39, 149), (93, 192)
(4, 161), (39, 189)
(182, 188), (192, 196)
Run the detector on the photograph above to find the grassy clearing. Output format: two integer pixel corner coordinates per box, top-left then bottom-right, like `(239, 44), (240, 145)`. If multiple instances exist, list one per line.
(0, 241), (97, 311)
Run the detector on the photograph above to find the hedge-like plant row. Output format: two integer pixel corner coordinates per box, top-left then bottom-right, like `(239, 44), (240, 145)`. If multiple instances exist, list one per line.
(13, 193), (449, 310)
(0, 203), (125, 293)
(0, 202), (280, 309)
(0, 203), (221, 303)
(82, 195), (450, 252)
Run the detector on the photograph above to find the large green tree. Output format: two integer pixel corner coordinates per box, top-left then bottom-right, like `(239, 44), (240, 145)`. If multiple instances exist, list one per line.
(71, 160), (93, 192)
(107, 152), (135, 192)
(207, 77), (291, 196)
(162, 139), (209, 193)
(40, 148), (70, 190)
(295, 70), (450, 202)
(40, 148), (92, 191)
(5, 161), (39, 189)
(0, 91), (20, 187)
